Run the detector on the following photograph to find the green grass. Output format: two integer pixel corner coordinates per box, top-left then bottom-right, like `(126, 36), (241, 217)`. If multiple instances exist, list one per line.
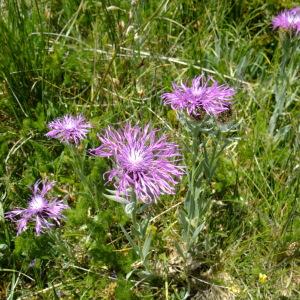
(0, 0), (299, 299)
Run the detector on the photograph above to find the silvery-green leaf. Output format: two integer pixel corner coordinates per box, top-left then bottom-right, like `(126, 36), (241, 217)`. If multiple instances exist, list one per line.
(0, 244), (8, 251)
(126, 269), (136, 281)
(125, 202), (136, 215)
(103, 189), (130, 204)
(0, 202), (4, 223)
(142, 233), (152, 261)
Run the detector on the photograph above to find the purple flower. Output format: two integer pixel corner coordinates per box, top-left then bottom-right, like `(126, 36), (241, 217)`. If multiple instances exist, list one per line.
(5, 180), (69, 235)
(46, 115), (92, 144)
(272, 7), (300, 33)
(162, 75), (235, 117)
(90, 124), (184, 203)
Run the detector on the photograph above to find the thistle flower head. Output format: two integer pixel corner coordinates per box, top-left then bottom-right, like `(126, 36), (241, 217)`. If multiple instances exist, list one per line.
(5, 180), (69, 235)
(272, 7), (300, 33)
(46, 114), (92, 144)
(162, 75), (235, 117)
(90, 124), (184, 203)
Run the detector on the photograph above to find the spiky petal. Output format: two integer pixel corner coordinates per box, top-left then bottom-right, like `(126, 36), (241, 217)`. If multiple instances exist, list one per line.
(90, 124), (184, 203)
(272, 7), (300, 33)
(5, 180), (69, 235)
(46, 115), (92, 144)
(162, 75), (235, 117)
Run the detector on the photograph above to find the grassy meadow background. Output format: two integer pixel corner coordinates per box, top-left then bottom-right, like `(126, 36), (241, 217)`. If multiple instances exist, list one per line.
(0, 0), (299, 299)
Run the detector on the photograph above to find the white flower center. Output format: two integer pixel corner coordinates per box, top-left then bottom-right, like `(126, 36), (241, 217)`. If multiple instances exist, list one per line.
(127, 150), (143, 166)
(192, 87), (205, 97)
(64, 120), (75, 130)
(30, 196), (45, 210)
